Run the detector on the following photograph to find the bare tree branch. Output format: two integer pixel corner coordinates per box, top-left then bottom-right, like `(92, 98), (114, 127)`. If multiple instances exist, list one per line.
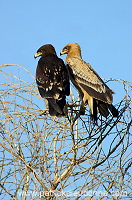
(0, 64), (131, 200)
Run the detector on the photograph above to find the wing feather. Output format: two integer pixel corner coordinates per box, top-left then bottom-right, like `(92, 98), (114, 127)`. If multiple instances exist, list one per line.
(36, 55), (70, 99)
(67, 57), (114, 104)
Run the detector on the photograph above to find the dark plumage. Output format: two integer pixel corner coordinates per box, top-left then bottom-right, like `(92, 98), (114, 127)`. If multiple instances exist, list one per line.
(34, 44), (70, 117)
(60, 43), (118, 122)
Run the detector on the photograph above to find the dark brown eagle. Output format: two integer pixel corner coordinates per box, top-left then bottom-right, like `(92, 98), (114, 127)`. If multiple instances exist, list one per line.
(60, 43), (118, 122)
(34, 44), (70, 117)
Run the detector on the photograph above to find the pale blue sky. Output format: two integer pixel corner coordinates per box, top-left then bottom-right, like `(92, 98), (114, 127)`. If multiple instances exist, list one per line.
(0, 0), (132, 103)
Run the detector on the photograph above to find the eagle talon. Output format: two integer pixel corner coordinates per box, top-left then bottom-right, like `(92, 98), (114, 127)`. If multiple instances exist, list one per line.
(40, 110), (48, 116)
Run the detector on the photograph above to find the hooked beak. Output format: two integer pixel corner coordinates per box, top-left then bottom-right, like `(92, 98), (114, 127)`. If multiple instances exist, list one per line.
(60, 51), (63, 56)
(60, 49), (68, 56)
(34, 52), (42, 59)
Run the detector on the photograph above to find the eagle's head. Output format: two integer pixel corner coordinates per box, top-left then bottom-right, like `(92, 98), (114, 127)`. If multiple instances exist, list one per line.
(34, 44), (56, 58)
(60, 43), (82, 58)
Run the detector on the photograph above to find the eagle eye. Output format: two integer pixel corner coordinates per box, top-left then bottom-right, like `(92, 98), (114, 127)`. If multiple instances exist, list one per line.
(64, 46), (70, 52)
(65, 47), (68, 50)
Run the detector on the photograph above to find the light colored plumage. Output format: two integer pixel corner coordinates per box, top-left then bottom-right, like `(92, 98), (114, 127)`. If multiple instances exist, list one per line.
(60, 43), (118, 121)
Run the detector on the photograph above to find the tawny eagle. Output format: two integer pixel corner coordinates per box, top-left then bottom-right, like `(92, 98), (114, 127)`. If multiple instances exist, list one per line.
(60, 43), (118, 122)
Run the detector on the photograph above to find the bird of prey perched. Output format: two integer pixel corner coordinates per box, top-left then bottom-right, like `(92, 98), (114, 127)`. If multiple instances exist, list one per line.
(34, 44), (70, 117)
(60, 43), (118, 122)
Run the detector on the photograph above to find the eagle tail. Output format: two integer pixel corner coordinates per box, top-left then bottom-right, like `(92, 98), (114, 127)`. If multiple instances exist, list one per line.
(48, 97), (68, 117)
(92, 99), (98, 122)
(107, 104), (119, 117)
(97, 100), (118, 118)
(97, 101), (109, 118)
